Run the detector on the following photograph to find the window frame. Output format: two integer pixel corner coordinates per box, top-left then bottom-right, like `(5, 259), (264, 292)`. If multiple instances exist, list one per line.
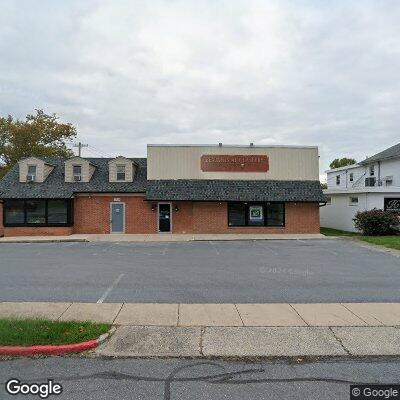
(369, 165), (375, 176)
(336, 175), (341, 185)
(349, 173), (353, 182)
(349, 196), (359, 206)
(3, 199), (73, 227)
(227, 202), (285, 228)
(116, 164), (126, 181)
(73, 164), (82, 181)
(27, 165), (37, 181)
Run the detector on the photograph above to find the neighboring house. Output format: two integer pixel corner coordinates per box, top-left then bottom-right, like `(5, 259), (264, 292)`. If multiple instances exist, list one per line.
(0, 144), (325, 237)
(320, 142), (400, 232)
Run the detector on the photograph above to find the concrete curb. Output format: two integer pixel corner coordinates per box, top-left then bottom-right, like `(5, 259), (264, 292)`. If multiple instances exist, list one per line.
(0, 326), (116, 356)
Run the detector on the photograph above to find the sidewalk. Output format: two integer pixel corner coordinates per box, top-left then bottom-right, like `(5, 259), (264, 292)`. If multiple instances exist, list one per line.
(0, 233), (326, 243)
(1, 302), (400, 358)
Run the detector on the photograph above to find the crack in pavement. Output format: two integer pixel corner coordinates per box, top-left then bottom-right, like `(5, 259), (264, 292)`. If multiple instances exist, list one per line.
(0, 361), (378, 400)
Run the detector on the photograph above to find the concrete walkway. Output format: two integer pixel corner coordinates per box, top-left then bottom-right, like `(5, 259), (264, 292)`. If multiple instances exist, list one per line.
(2, 302), (399, 326)
(2, 302), (400, 358)
(0, 233), (326, 243)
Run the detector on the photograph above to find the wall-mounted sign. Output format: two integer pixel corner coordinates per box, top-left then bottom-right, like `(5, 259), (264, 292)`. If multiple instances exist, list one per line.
(384, 198), (400, 213)
(200, 155), (269, 172)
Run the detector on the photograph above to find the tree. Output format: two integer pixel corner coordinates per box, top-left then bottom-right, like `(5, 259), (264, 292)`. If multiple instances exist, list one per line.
(329, 157), (357, 169)
(0, 110), (77, 178)
(320, 182), (327, 189)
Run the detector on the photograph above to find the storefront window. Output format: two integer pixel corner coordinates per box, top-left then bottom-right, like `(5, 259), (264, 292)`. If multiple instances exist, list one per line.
(25, 200), (46, 224)
(265, 203), (285, 226)
(48, 200), (68, 224)
(228, 203), (246, 226)
(4, 200), (25, 224)
(228, 202), (285, 227)
(4, 199), (72, 226)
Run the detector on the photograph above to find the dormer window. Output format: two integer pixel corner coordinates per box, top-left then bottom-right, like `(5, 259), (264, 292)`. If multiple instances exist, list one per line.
(27, 165), (37, 182)
(73, 165), (82, 181)
(116, 165), (126, 181)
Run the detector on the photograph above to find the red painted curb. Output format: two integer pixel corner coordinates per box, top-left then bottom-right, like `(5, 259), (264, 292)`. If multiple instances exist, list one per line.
(0, 339), (98, 356)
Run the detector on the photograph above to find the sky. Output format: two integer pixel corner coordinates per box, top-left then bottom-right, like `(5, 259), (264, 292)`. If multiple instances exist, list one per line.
(1, 0), (399, 180)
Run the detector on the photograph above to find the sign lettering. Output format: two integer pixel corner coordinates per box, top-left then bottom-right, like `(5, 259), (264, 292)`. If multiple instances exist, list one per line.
(201, 155), (269, 172)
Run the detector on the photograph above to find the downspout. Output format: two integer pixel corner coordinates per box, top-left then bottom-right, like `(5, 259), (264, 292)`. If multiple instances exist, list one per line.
(378, 161), (381, 186)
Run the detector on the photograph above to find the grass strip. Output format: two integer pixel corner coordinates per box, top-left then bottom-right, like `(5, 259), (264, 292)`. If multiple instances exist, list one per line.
(321, 227), (400, 251)
(0, 319), (110, 346)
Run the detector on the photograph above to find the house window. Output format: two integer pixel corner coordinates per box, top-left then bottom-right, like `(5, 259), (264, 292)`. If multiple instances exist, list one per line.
(228, 202), (285, 227)
(369, 165), (375, 176)
(349, 196), (359, 206)
(349, 173), (353, 182)
(27, 165), (37, 182)
(73, 165), (82, 181)
(336, 175), (340, 185)
(326, 196), (332, 205)
(4, 199), (72, 226)
(116, 165), (126, 181)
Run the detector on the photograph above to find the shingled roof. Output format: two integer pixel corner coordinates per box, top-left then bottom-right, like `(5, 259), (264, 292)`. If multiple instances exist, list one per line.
(0, 157), (325, 202)
(359, 142), (400, 165)
(0, 157), (147, 199)
(146, 179), (326, 202)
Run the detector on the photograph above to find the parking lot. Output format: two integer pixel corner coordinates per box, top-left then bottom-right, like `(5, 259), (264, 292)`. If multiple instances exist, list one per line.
(0, 239), (399, 303)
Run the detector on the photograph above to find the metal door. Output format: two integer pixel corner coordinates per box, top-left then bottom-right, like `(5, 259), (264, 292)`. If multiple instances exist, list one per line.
(158, 203), (171, 233)
(111, 203), (125, 233)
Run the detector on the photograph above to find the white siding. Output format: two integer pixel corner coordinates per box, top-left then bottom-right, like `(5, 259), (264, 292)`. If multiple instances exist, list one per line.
(320, 191), (400, 232)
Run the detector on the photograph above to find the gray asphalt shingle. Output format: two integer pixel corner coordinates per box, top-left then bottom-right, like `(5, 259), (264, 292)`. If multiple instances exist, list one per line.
(0, 158), (325, 202)
(146, 179), (325, 202)
(0, 158), (147, 199)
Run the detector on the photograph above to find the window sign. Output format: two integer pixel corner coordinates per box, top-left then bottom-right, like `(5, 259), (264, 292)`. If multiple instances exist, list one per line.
(384, 198), (400, 213)
(249, 205), (263, 220)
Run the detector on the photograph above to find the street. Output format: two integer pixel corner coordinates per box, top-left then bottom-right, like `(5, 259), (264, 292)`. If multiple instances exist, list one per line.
(0, 239), (399, 303)
(1, 357), (400, 399)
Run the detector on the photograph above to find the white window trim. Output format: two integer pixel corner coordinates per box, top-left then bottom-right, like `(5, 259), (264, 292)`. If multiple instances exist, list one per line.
(349, 196), (359, 206)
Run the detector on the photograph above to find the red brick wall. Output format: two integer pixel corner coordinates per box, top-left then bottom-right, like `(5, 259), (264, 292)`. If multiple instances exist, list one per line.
(0, 202), (4, 237)
(192, 202), (320, 234)
(3, 226), (73, 236)
(1, 197), (320, 236)
(73, 195), (158, 234)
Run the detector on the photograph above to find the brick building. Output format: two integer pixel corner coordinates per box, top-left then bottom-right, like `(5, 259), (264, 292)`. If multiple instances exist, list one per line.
(0, 144), (325, 236)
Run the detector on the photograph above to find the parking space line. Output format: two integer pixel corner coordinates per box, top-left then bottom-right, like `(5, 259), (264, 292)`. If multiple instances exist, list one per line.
(97, 273), (125, 304)
(253, 240), (279, 255)
(209, 241), (220, 255)
(162, 242), (170, 256)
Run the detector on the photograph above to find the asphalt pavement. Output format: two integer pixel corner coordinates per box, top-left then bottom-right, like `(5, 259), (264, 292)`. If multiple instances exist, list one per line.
(1, 357), (400, 399)
(1, 239), (399, 303)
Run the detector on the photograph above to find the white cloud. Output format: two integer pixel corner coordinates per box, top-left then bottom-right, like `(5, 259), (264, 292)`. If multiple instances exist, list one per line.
(0, 0), (399, 171)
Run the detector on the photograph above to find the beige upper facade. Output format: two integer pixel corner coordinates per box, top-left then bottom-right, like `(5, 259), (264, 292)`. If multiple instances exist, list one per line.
(18, 157), (55, 183)
(147, 144), (319, 180)
(108, 156), (137, 182)
(64, 156), (96, 183)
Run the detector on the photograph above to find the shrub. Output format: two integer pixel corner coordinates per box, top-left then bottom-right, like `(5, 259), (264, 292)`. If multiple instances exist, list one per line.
(353, 208), (399, 236)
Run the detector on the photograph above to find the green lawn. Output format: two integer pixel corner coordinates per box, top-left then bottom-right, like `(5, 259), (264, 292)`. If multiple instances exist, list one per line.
(321, 227), (400, 251)
(320, 227), (359, 237)
(0, 319), (110, 346)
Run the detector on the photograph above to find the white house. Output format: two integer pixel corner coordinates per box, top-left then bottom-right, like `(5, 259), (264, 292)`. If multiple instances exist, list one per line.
(320, 142), (400, 232)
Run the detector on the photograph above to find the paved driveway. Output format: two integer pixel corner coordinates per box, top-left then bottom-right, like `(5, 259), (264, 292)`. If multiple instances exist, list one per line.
(0, 239), (399, 303)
